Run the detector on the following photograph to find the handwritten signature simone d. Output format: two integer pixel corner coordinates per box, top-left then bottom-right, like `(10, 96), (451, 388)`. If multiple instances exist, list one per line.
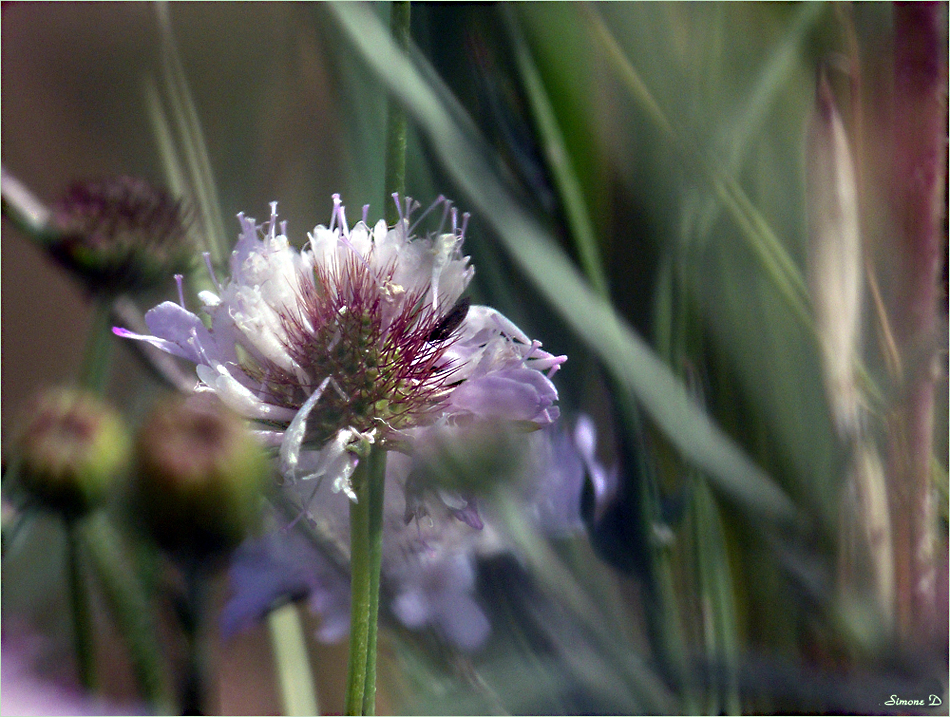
(884, 694), (943, 707)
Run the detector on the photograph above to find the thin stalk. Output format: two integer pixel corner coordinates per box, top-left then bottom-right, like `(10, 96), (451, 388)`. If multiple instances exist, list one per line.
(361, 447), (387, 716)
(888, 3), (946, 648)
(66, 517), (96, 691)
(79, 299), (115, 395)
(181, 563), (212, 716)
(343, 445), (387, 715)
(383, 0), (410, 228)
(348, 3), (408, 705)
(268, 604), (320, 716)
(344, 472), (371, 715)
(82, 513), (173, 711)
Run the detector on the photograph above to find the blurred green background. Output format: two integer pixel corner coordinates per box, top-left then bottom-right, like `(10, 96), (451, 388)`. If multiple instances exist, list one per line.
(3, 2), (946, 714)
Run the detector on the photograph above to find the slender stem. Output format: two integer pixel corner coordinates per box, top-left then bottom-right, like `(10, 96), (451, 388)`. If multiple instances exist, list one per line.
(344, 458), (372, 715)
(268, 604), (320, 716)
(361, 447), (387, 716)
(343, 446), (387, 716)
(79, 299), (115, 395)
(383, 1), (410, 228)
(82, 512), (173, 711)
(66, 517), (96, 691)
(181, 563), (211, 716)
(344, 4), (407, 711)
(888, 2), (946, 649)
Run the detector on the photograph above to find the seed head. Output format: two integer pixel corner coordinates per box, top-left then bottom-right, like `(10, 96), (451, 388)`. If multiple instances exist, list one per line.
(52, 176), (194, 295)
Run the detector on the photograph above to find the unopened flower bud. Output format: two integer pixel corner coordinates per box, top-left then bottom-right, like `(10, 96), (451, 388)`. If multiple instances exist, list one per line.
(14, 387), (131, 516)
(133, 395), (269, 559)
(51, 176), (193, 295)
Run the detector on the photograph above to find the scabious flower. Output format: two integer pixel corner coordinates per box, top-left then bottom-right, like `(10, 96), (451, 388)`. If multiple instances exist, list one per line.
(114, 194), (565, 501)
(116, 193), (566, 649)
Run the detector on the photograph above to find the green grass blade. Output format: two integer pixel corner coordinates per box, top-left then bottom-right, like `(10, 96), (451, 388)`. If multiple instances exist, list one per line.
(502, 8), (609, 300)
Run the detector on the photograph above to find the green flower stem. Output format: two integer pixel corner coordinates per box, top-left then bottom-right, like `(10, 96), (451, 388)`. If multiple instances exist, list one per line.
(66, 517), (97, 691)
(343, 445), (387, 716)
(383, 0), (410, 228)
(181, 563), (211, 716)
(81, 512), (173, 712)
(361, 446), (387, 716)
(268, 604), (320, 716)
(79, 299), (115, 395)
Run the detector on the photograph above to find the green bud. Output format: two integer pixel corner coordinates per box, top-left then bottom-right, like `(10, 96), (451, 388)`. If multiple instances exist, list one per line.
(14, 387), (131, 516)
(132, 395), (269, 559)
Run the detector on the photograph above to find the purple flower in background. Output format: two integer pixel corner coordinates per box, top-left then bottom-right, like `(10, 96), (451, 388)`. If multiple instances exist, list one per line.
(115, 195), (565, 500)
(219, 529), (351, 643)
(1, 630), (142, 716)
(524, 415), (618, 536)
(222, 416), (610, 651)
(223, 449), (492, 649)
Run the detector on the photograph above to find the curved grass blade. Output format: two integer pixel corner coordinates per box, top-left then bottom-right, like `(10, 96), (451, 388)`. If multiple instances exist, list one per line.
(501, 8), (609, 300)
(154, 2), (229, 269)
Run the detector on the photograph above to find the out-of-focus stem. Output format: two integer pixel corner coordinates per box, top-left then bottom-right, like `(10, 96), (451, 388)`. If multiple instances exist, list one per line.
(80, 300), (115, 395)
(888, 1), (947, 648)
(66, 518), (96, 691)
(268, 604), (319, 716)
(82, 513), (173, 711)
(180, 563), (211, 716)
(0, 166), (59, 244)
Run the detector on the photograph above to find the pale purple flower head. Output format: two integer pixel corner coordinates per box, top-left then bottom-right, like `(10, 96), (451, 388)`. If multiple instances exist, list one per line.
(115, 194), (565, 499)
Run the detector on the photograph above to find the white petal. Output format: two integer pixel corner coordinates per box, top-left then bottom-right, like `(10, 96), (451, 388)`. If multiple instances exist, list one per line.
(279, 379), (331, 478)
(195, 364), (295, 422)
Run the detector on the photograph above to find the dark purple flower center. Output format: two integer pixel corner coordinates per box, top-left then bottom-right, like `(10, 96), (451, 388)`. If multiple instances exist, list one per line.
(242, 251), (464, 446)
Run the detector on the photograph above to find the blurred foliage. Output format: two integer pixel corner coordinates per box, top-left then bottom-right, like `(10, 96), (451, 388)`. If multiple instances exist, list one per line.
(3, 2), (946, 715)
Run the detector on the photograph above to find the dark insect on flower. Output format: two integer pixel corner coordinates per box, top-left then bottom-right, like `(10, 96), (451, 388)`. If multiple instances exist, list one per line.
(51, 176), (194, 296)
(428, 296), (471, 342)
